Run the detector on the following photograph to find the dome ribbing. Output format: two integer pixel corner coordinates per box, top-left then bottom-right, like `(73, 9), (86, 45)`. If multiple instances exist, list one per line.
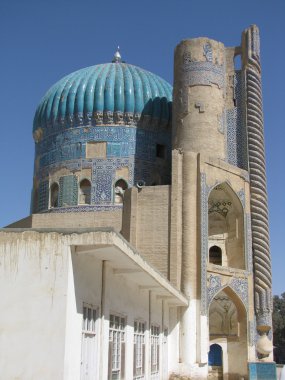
(33, 62), (172, 131)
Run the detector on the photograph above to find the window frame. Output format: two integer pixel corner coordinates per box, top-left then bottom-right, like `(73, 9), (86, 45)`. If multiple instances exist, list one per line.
(108, 313), (126, 380)
(133, 320), (146, 379)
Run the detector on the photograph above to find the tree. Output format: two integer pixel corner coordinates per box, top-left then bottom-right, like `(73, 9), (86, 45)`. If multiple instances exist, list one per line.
(273, 292), (285, 363)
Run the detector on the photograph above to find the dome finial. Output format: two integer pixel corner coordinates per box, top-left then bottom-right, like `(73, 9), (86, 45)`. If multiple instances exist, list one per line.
(112, 46), (122, 63)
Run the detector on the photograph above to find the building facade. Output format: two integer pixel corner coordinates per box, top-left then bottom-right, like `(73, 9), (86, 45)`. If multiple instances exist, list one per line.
(0, 25), (275, 379)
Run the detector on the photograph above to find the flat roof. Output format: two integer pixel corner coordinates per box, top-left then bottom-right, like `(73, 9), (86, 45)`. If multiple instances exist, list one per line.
(0, 227), (188, 307)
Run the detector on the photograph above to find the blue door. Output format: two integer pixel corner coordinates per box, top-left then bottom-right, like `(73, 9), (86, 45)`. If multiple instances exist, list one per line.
(208, 344), (222, 366)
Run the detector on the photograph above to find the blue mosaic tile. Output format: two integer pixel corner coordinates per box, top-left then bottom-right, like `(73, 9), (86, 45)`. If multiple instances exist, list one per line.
(38, 180), (49, 211)
(226, 71), (248, 169)
(35, 125), (171, 168)
(182, 60), (225, 89)
(40, 204), (123, 213)
(33, 120), (172, 212)
(59, 175), (78, 207)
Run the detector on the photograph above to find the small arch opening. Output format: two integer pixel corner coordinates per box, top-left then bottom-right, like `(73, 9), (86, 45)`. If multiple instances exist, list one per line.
(79, 179), (91, 205)
(209, 245), (222, 265)
(114, 179), (128, 204)
(50, 183), (59, 208)
(234, 54), (241, 70)
(208, 344), (222, 366)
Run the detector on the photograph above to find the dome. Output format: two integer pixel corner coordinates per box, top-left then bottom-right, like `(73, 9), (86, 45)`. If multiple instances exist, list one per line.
(33, 62), (172, 132)
(32, 57), (173, 214)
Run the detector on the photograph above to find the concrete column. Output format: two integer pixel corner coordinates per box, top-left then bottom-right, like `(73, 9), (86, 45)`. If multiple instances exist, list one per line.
(180, 152), (198, 368)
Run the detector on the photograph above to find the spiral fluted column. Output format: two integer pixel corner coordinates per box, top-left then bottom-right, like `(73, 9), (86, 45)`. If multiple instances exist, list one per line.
(243, 25), (272, 329)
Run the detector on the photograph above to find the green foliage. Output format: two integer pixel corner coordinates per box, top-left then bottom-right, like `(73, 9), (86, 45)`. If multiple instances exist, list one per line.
(273, 293), (285, 363)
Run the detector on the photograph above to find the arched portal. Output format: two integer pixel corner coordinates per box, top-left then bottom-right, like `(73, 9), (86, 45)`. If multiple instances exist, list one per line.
(208, 287), (248, 379)
(208, 183), (245, 269)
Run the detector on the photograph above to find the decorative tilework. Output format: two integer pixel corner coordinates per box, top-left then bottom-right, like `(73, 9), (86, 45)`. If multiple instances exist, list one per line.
(245, 213), (253, 271)
(203, 43), (213, 62)
(42, 204), (123, 213)
(229, 277), (248, 308)
(207, 275), (222, 305)
(92, 158), (133, 204)
(35, 126), (171, 168)
(182, 61), (225, 89)
(38, 180), (49, 212)
(201, 172), (210, 315)
(33, 121), (172, 212)
(226, 72), (248, 169)
(237, 189), (245, 208)
(249, 319), (256, 346)
(58, 175), (78, 207)
(39, 159), (93, 180)
(36, 126), (136, 165)
(207, 273), (249, 311)
(208, 199), (232, 217)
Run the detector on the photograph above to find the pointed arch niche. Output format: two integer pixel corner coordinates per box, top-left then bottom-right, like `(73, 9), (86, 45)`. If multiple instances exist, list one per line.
(208, 287), (248, 378)
(208, 183), (245, 269)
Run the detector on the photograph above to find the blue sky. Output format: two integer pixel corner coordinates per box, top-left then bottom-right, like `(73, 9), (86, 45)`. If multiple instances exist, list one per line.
(1, 0), (284, 295)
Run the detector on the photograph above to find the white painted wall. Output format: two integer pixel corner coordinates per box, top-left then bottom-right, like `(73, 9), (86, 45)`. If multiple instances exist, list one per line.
(64, 251), (102, 379)
(0, 232), (70, 380)
(0, 231), (180, 380)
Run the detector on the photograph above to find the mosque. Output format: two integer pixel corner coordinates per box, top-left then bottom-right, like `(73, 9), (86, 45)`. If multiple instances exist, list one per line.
(0, 25), (276, 379)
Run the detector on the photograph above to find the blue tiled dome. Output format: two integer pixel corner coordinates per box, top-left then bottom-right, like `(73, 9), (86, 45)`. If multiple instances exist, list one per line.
(33, 62), (172, 131)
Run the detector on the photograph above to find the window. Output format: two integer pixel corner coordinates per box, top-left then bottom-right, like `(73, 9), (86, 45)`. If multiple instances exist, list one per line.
(50, 182), (59, 208)
(81, 304), (97, 379)
(209, 245), (222, 265)
(156, 144), (166, 159)
(79, 179), (91, 205)
(109, 314), (126, 380)
(150, 325), (160, 379)
(133, 321), (146, 379)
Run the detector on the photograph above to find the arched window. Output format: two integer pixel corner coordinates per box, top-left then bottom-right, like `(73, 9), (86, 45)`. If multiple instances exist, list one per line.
(114, 179), (128, 204)
(79, 179), (91, 205)
(209, 245), (222, 265)
(50, 183), (59, 208)
(208, 344), (222, 366)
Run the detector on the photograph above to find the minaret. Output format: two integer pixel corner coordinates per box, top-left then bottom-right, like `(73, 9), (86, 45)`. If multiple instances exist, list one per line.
(242, 25), (273, 353)
(172, 37), (228, 376)
(171, 26), (274, 378)
(173, 37), (226, 158)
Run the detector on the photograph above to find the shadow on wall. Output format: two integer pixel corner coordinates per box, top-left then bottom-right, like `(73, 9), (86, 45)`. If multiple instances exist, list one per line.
(133, 98), (172, 187)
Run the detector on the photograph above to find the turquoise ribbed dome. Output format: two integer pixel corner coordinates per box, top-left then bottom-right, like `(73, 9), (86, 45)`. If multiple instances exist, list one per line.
(33, 62), (172, 131)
